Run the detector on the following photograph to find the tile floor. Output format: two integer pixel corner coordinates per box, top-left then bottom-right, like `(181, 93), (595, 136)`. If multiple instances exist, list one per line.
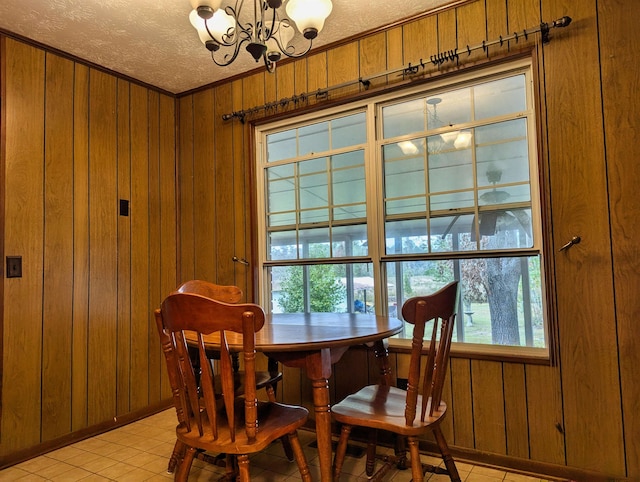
(0, 409), (565, 481)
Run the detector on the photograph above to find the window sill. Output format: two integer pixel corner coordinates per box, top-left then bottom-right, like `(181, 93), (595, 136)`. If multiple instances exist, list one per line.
(387, 337), (551, 365)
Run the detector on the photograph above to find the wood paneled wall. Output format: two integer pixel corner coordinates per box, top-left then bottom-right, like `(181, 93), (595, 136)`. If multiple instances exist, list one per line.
(177, 0), (639, 479)
(0, 38), (177, 458)
(1, 0), (638, 478)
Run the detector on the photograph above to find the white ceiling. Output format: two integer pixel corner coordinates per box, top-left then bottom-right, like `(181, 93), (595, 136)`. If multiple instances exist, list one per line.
(0, 0), (453, 94)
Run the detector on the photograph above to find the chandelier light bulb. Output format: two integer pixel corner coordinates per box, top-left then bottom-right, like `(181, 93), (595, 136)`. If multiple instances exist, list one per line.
(398, 141), (419, 155)
(286, 0), (333, 39)
(439, 131), (460, 143)
(454, 131), (472, 149)
(189, 10), (211, 44)
(208, 8), (236, 44)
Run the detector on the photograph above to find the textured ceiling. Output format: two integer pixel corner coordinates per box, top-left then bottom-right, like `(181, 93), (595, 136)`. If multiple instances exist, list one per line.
(0, 0), (453, 94)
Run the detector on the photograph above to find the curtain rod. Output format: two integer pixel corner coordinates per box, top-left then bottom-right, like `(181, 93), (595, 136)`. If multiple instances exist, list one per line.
(222, 16), (572, 122)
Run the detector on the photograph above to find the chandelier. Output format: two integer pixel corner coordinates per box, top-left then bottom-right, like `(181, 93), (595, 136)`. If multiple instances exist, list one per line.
(188, 0), (333, 72)
(397, 97), (472, 157)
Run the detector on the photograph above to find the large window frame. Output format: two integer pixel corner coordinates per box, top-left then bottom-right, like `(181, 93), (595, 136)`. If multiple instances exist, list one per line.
(254, 57), (551, 361)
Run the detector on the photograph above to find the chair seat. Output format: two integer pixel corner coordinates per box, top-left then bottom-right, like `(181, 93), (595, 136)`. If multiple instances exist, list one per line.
(178, 399), (309, 454)
(332, 385), (447, 436)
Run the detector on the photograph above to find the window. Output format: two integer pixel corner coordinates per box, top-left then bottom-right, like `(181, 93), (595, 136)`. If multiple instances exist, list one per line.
(255, 58), (549, 357)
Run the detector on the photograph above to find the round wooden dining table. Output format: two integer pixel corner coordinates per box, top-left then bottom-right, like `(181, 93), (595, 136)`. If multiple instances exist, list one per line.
(190, 311), (403, 482)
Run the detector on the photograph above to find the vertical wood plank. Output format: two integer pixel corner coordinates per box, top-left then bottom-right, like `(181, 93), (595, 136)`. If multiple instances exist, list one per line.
(437, 7), (458, 59)
(456, 1), (489, 62)
(386, 26), (404, 78)
(147, 91), (162, 402)
(327, 43), (359, 98)
(241, 73), (265, 296)
(507, 0), (540, 32)
(42, 52), (74, 440)
(502, 363), (528, 458)
(192, 89), (215, 281)
(264, 67), (277, 104)
(231, 79), (248, 296)
(213, 84), (236, 285)
(542, 0), (625, 474)
(2, 39), (45, 450)
(178, 96), (195, 282)
(525, 364), (565, 464)
(282, 366), (303, 408)
(485, 0), (507, 43)
(72, 62), (90, 432)
(129, 83), (150, 411)
(116, 78), (132, 415)
(87, 69), (118, 425)
(359, 32), (387, 90)
(293, 57), (308, 96)
(334, 348), (369, 402)
(276, 62), (295, 100)
(439, 361), (454, 442)
(403, 16), (438, 68)
(506, 0), (540, 60)
(306, 52), (327, 106)
(471, 360), (506, 454)
(158, 94), (177, 397)
(599, 0), (640, 474)
(450, 358), (474, 447)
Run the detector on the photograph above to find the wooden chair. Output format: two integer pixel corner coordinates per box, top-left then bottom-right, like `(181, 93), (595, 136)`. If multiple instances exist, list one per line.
(331, 281), (461, 482)
(154, 291), (312, 482)
(165, 280), (293, 473)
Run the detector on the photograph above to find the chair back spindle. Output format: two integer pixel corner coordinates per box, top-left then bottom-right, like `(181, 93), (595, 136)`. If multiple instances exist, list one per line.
(401, 281), (459, 425)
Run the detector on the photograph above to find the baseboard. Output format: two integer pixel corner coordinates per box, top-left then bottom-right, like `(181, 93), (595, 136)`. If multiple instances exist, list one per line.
(0, 398), (173, 470)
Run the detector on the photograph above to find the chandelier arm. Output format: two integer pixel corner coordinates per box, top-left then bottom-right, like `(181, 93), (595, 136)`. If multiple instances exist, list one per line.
(210, 34), (252, 67)
(264, 1), (278, 43)
(263, 53), (276, 73)
(277, 39), (313, 58)
(253, 0), (262, 43)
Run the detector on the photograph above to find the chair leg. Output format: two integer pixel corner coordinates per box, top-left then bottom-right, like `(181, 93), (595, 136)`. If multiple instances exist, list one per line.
(365, 429), (378, 477)
(167, 439), (185, 473)
(279, 435), (295, 461)
(407, 436), (424, 482)
(264, 384), (295, 461)
(175, 445), (197, 482)
(236, 454), (250, 482)
(224, 454), (238, 480)
(332, 424), (352, 482)
(394, 434), (408, 470)
(288, 431), (312, 482)
(433, 426), (461, 482)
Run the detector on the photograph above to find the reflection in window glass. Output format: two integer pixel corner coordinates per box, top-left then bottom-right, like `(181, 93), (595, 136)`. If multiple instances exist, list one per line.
(332, 112), (366, 149)
(426, 89), (471, 129)
(299, 122), (329, 156)
(386, 256), (544, 347)
(474, 75), (526, 120)
(267, 130), (296, 162)
(382, 99), (424, 138)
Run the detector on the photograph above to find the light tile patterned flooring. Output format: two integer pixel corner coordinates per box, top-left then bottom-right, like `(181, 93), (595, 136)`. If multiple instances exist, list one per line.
(0, 409), (564, 481)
